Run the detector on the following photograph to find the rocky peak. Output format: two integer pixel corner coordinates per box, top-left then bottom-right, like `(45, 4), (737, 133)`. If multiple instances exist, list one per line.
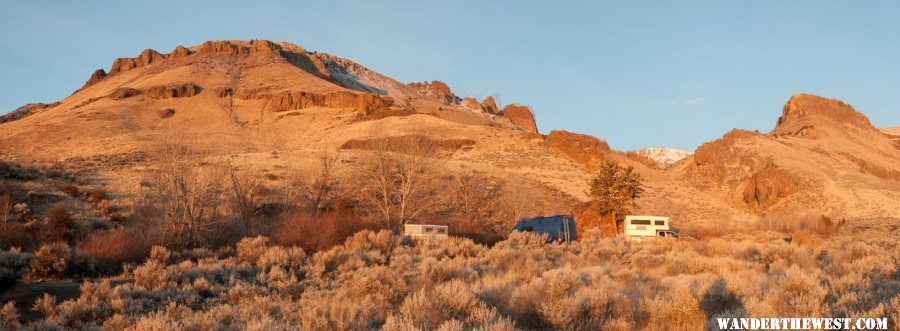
(109, 49), (165, 75)
(773, 93), (875, 137)
(461, 97), (482, 110)
(408, 80), (458, 104)
(77, 69), (108, 91)
(481, 96), (499, 114)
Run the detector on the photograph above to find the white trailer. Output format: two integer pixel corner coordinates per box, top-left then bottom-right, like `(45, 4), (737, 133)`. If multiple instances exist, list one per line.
(623, 215), (679, 241)
(403, 224), (449, 239)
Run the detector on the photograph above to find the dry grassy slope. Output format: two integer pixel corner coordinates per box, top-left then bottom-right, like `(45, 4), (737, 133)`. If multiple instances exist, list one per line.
(672, 94), (900, 219)
(883, 126), (900, 135)
(0, 39), (785, 230)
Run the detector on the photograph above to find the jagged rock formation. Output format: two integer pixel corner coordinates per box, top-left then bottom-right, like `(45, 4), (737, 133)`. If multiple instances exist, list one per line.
(110, 49), (166, 75)
(408, 81), (457, 104)
(772, 93), (876, 138)
(673, 93), (900, 217)
(144, 83), (201, 99)
(481, 97), (500, 114)
(461, 97), (482, 110)
(0, 103), (59, 124)
(265, 91), (394, 115)
(108, 88), (142, 100)
(78, 69), (107, 91)
(107, 84), (200, 100)
(52, 40), (545, 134)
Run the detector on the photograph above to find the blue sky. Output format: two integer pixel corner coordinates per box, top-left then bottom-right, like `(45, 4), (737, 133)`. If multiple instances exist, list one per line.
(1, 1), (898, 150)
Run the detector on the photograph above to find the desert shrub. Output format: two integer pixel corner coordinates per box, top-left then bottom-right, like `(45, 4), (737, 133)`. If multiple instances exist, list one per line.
(236, 236), (272, 265)
(57, 183), (81, 197)
(76, 227), (149, 268)
(274, 212), (375, 253)
(10, 217), (900, 329)
(0, 301), (19, 329)
(757, 213), (843, 238)
(45, 204), (75, 243)
(148, 245), (172, 264)
(0, 248), (34, 291)
(385, 279), (515, 330)
(29, 242), (71, 279)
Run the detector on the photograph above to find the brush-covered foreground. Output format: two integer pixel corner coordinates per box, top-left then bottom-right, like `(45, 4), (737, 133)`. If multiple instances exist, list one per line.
(2, 219), (900, 330)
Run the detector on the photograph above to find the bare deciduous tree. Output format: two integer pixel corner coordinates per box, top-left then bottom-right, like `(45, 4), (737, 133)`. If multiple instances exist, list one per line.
(298, 151), (343, 215)
(281, 150), (345, 216)
(140, 145), (225, 249)
(497, 181), (540, 234)
(359, 135), (442, 231)
(446, 171), (502, 233)
(227, 161), (265, 236)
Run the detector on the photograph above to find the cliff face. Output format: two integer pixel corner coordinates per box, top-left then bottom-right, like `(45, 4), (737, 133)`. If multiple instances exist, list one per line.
(265, 91), (394, 115)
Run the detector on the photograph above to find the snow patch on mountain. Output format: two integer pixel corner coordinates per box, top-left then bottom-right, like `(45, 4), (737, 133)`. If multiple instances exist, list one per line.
(634, 147), (692, 169)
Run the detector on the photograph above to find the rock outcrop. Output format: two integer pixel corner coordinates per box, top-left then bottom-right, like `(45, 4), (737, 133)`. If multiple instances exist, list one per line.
(741, 163), (802, 209)
(0, 103), (59, 124)
(408, 81), (458, 105)
(772, 93), (875, 137)
(461, 97), (482, 110)
(108, 87), (142, 99)
(109, 49), (165, 75)
(107, 84), (200, 100)
(144, 83), (201, 99)
(481, 97), (499, 114)
(502, 104), (538, 133)
(78, 69), (108, 91)
(156, 108), (176, 119)
(543, 130), (612, 170)
(265, 91), (394, 115)
(100, 40), (332, 81)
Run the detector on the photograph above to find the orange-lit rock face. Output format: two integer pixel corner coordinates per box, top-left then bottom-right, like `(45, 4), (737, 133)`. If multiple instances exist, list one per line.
(502, 104), (537, 133)
(481, 96), (499, 114)
(407, 80), (457, 104)
(144, 83), (201, 99)
(742, 163), (801, 209)
(266, 90), (394, 115)
(772, 93), (875, 137)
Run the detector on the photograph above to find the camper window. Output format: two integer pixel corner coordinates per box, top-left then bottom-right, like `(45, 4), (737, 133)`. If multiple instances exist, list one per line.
(631, 220), (651, 225)
(437, 228), (446, 234)
(655, 220), (665, 226)
(425, 227), (434, 233)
